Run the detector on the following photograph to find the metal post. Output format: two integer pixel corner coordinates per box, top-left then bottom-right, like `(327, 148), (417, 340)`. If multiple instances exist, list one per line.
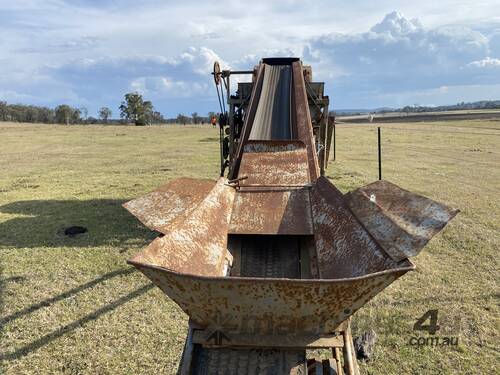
(226, 74), (234, 172)
(378, 126), (382, 180)
(342, 319), (357, 375)
(333, 122), (336, 161)
(333, 346), (344, 375)
(219, 123), (224, 177)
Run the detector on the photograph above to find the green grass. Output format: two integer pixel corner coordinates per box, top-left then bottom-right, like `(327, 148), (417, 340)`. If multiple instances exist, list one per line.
(0, 121), (498, 374)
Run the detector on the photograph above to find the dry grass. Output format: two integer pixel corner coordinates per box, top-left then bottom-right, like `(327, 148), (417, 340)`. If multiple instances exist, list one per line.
(0, 120), (498, 374)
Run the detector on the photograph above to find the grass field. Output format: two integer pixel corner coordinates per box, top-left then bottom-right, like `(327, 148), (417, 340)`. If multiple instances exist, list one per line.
(0, 120), (498, 374)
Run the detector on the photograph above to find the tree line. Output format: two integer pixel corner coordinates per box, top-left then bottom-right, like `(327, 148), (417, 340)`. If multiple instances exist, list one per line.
(0, 92), (215, 126)
(398, 100), (500, 113)
(332, 100), (500, 116)
(0, 101), (114, 125)
(171, 112), (216, 125)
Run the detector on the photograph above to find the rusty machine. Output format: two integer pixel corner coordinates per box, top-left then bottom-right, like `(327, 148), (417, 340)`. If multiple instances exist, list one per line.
(124, 58), (458, 374)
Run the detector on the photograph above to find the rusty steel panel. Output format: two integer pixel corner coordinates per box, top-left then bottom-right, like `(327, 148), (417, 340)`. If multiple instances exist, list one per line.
(127, 176), (417, 338)
(229, 188), (313, 235)
(128, 263), (413, 336)
(345, 180), (459, 261)
(128, 177), (415, 336)
(291, 61), (320, 182)
(192, 330), (344, 349)
(128, 178), (235, 277)
(311, 177), (411, 279)
(123, 178), (215, 234)
(238, 141), (310, 186)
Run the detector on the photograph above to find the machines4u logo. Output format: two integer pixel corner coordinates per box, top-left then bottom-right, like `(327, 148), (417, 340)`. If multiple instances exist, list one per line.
(408, 310), (459, 347)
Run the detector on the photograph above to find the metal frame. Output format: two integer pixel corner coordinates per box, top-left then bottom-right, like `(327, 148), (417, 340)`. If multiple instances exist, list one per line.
(219, 63), (333, 178)
(213, 69), (255, 176)
(178, 318), (360, 375)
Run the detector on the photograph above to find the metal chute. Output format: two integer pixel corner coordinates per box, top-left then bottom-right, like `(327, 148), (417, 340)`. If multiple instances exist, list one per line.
(125, 57), (457, 374)
(345, 180), (459, 261)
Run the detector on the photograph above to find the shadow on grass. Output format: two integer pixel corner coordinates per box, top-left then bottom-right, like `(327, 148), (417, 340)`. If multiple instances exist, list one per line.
(0, 200), (158, 365)
(0, 268), (135, 327)
(0, 268), (153, 361)
(0, 199), (154, 249)
(0, 273), (26, 340)
(1, 285), (154, 361)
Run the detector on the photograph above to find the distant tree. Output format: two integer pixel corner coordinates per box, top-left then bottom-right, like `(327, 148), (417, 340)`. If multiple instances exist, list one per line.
(87, 116), (98, 124)
(151, 111), (164, 123)
(55, 105), (68, 124)
(98, 107), (112, 123)
(39, 107), (55, 123)
(8, 104), (22, 121)
(176, 114), (189, 125)
(119, 92), (155, 125)
(191, 112), (200, 124)
(119, 92), (142, 124)
(24, 106), (38, 122)
(55, 105), (80, 124)
(72, 108), (81, 124)
(141, 100), (153, 125)
(0, 101), (7, 121)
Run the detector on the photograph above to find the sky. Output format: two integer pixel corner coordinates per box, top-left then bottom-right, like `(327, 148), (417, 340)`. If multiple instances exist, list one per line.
(0, 0), (499, 117)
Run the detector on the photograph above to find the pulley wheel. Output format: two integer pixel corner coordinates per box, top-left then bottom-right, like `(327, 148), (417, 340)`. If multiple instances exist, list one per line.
(213, 61), (221, 85)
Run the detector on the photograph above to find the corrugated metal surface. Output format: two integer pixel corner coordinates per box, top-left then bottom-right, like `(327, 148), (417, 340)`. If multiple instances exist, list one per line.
(345, 180), (459, 261)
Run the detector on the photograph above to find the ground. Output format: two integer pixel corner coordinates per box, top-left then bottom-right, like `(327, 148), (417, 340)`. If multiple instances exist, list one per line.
(0, 120), (498, 374)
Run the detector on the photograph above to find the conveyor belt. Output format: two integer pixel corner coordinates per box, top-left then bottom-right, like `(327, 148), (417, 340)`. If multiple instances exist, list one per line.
(192, 347), (306, 375)
(239, 236), (301, 279)
(249, 64), (292, 140)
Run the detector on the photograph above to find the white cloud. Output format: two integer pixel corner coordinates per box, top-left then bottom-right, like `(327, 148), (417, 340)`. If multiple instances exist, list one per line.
(19, 47), (230, 115)
(0, 2), (499, 113)
(305, 11), (498, 108)
(468, 57), (500, 68)
(175, 47), (227, 75)
(129, 76), (210, 98)
(371, 11), (423, 36)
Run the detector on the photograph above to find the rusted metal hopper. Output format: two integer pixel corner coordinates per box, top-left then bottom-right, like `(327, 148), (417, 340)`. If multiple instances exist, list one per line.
(124, 58), (457, 373)
(126, 151), (456, 336)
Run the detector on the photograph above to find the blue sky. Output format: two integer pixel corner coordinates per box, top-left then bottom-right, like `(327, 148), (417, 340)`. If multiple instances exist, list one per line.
(0, 1), (499, 117)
